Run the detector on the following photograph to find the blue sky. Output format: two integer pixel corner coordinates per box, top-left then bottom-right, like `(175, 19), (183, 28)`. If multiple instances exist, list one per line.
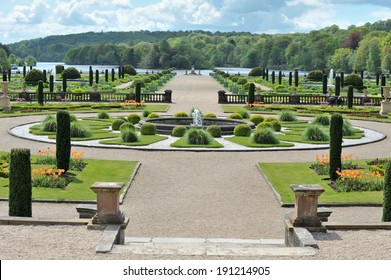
(1, 0), (390, 44)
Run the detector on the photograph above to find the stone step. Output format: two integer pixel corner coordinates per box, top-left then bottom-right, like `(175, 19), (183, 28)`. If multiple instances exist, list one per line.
(110, 237), (317, 257)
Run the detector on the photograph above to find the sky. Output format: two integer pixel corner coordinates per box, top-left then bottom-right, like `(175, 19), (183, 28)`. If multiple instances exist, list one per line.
(0, 0), (390, 44)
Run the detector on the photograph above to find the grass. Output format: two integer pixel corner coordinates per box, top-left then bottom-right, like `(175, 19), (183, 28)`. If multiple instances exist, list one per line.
(259, 162), (383, 205)
(225, 136), (294, 148)
(100, 135), (168, 146)
(170, 137), (224, 148)
(0, 158), (138, 201)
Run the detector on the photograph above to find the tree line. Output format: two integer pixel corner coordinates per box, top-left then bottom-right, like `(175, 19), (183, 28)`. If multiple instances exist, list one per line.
(2, 20), (391, 74)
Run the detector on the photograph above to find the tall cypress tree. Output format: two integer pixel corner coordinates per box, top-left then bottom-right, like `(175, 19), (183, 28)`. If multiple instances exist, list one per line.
(248, 83), (255, 104)
(9, 148), (32, 217)
(329, 113), (343, 181)
(56, 110), (71, 172)
(382, 162), (391, 222)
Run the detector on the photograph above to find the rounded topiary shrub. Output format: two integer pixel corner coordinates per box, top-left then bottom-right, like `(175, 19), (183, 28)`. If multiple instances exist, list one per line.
(121, 129), (139, 143)
(185, 128), (213, 145)
(98, 111), (110, 119)
(264, 116), (278, 123)
(344, 74), (363, 87)
(251, 128), (280, 144)
(119, 122), (135, 132)
(302, 125), (329, 141)
(234, 124), (252, 137)
(204, 113), (217, 118)
(249, 114), (264, 126)
(172, 125), (187, 137)
(143, 110), (151, 118)
(174, 112), (189, 118)
(248, 66), (263, 77)
(123, 65), (137, 76)
(256, 122), (274, 130)
(237, 77), (248, 85)
(264, 119), (281, 132)
(228, 113), (243, 120)
(42, 115), (57, 132)
(61, 67), (81, 79)
(207, 125), (222, 138)
(127, 113), (141, 124)
(70, 122), (92, 138)
(279, 110), (297, 122)
(140, 123), (156, 135)
(147, 113), (161, 118)
(25, 69), (43, 85)
(112, 119), (126, 131)
(312, 114), (330, 126)
(238, 110), (250, 119)
(307, 70), (323, 82)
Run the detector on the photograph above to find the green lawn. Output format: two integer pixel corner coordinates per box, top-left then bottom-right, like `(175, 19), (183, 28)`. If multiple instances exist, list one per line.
(225, 136), (294, 148)
(170, 137), (224, 148)
(259, 162), (383, 205)
(100, 135), (168, 146)
(0, 158), (138, 201)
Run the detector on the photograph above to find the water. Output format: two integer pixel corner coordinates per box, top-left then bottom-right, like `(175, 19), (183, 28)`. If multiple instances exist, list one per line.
(191, 109), (203, 127)
(328, 69), (334, 86)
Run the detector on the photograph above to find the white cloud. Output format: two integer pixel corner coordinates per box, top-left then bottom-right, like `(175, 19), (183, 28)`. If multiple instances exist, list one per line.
(11, 0), (50, 24)
(371, 7), (391, 20)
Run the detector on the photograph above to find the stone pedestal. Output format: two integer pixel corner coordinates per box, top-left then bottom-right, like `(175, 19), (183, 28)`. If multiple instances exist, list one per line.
(289, 184), (325, 228)
(1, 81), (9, 95)
(380, 101), (391, 116)
(0, 95), (11, 112)
(90, 182), (124, 224)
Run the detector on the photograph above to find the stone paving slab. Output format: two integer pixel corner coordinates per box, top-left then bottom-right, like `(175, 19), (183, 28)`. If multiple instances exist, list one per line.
(110, 236), (316, 257)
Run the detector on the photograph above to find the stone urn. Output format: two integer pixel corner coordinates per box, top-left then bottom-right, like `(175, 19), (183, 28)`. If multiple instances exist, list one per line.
(382, 86), (390, 100)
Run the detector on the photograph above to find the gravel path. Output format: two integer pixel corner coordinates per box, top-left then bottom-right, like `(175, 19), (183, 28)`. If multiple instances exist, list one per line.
(0, 75), (391, 260)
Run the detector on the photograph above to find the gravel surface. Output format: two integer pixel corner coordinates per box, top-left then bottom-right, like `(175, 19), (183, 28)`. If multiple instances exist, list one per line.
(1, 75), (391, 260)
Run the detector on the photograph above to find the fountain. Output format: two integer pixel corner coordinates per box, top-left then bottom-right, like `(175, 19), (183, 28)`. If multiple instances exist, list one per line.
(138, 110), (255, 135)
(328, 69), (334, 86)
(191, 108), (203, 127)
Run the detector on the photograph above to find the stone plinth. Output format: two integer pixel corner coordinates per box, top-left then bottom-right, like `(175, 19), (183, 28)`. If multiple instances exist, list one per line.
(0, 95), (11, 112)
(90, 182), (124, 224)
(289, 184), (324, 228)
(380, 101), (391, 116)
(1, 81), (9, 95)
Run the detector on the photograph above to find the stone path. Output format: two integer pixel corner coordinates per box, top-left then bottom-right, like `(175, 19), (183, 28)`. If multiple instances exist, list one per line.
(114, 81), (133, 89)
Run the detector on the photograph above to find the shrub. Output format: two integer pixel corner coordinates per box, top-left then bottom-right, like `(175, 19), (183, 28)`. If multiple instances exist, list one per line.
(329, 113), (343, 180)
(228, 113), (243, 120)
(121, 129), (139, 143)
(248, 67), (263, 77)
(251, 128), (280, 144)
(174, 112), (189, 118)
(234, 124), (252, 137)
(263, 118), (281, 132)
(382, 162), (391, 222)
(249, 114), (264, 125)
(264, 116), (278, 123)
(307, 70), (323, 82)
(42, 115), (57, 132)
(147, 113), (161, 118)
(112, 119), (126, 131)
(302, 125), (329, 141)
(123, 65), (137, 75)
(120, 122), (135, 132)
(185, 128), (213, 145)
(248, 82), (255, 104)
(230, 76), (239, 83)
(347, 86), (354, 109)
(127, 113), (141, 124)
(238, 110), (250, 119)
(256, 122), (274, 130)
(98, 111), (110, 119)
(38, 80), (44, 106)
(312, 114), (330, 126)
(204, 113), (217, 118)
(143, 109), (151, 118)
(56, 110), (71, 172)
(25, 69), (43, 85)
(207, 125), (222, 138)
(237, 77), (248, 85)
(9, 148), (32, 217)
(61, 67), (81, 79)
(172, 125), (187, 137)
(70, 122), (92, 138)
(279, 110), (297, 122)
(69, 114), (78, 122)
(344, 74), (363, 87)
(342, 119), (355, 136)
(140, 123), (156, 135)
